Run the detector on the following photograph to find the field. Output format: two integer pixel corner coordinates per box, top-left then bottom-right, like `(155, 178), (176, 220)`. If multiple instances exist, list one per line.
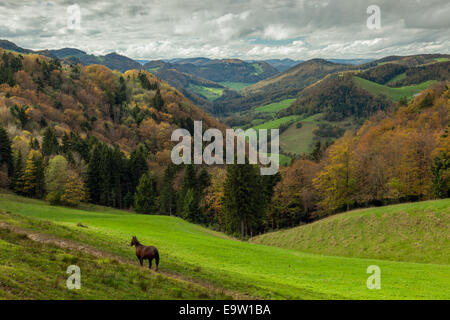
(254, 98), (296, 113)
(279, 121), (317, 155)
(353, 76), (436, 101)
(0, 192), (449, 299)
(252, 115), (302, 130)
(251, 199), (450, 265)
(188, 84), (224, 101)
(218, 82), (253, 91)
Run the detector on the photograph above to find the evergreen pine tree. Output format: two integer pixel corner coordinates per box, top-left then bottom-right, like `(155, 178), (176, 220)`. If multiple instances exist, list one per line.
(134, 172), (158, 214)
(0, 126), (13, 176)
(42, 126), (59, 156)
(152, 88), (164, 110)
(160, 163), (178, 215)
(130, 147), (148, 193)
(10, 151), (23, 193)
(182, 188), (200, 222)
(177, 164), (197, 216)
(21, 151), (44, 198)
(222, 161), (265, 238)
(87, 144), (103, 203)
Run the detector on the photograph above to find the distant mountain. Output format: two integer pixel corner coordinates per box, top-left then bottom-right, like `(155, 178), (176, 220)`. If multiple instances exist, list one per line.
(0, 39), (57, 58)
(135, 59), (151, 65)
(262, 59), (303, 72)
(213, 59), (355, 115)
(0, 39), (33, 54)
(144, 58), (279, 83)
(150, 67), (226, 112)
(0, 40), (142, 73)
(50, 48), (87, 58)
(327, 58), (375, 65)
(51, 50), (143, 73)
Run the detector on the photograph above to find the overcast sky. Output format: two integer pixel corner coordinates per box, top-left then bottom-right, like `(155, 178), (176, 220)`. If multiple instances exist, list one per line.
(0, 0), (449, 60)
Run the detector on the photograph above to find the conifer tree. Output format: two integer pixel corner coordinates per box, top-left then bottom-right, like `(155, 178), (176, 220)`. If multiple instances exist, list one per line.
(87, 144), (103, 203)
(222, 161), (265, 238)
(130, 147), (148, 194)
(21, 151), (44, 198)
(177, 164), (197, 216)
(152, 88), (164, 110)
(182, 188), (200, 222)
(11, 151), (24, 193)
(160, 163), (178, 215)
(42, 126), (59, 156)
(134, 172), (158, 214)
(0, 126), (13, 176)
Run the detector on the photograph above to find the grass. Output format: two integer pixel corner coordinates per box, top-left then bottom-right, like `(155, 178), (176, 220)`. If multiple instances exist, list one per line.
(250, 199), (450, 265)
(434, 58), (449, 62)
(387, 72), (406, 85)
(353, 76), (437, 101)
(254, 99), (296, 113)
(253, 115), (302, 131)
(0, 193), (449, 299)
(258, 153), (292, 166)
(218, 82), (253, 91)
(280, 121), (317, 155)
(0, 227), (226, 300)
(252, 63), (263, 75)
(188, 85), (224, 101)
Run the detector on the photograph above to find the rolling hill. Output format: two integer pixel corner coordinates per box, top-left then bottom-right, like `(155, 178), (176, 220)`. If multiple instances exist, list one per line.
(250, 199), (450, 265)
(0, 40), (143, 73)
(0, 192), (449, 300)
(213, 59), (355, 115)
(144, 58), (279, 83)
(0, 47), (224, 155)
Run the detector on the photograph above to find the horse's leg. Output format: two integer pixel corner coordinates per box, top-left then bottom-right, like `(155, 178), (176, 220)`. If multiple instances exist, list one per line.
(149, 257), (152, 269)
(139, 257), (143, 267)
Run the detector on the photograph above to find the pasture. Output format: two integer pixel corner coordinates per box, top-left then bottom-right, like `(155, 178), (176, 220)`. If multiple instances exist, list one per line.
(0, 192), (449, 299)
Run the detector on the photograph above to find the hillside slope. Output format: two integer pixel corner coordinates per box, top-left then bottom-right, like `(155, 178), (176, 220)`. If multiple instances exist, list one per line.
(250, 199), (450, 264)
(0, 192), (449, 299)
(213, 59), (355, 115)
(0, 48), (224, 155)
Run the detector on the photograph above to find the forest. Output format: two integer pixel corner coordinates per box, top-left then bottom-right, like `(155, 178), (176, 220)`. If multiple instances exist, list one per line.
(0, 49), (449, 238)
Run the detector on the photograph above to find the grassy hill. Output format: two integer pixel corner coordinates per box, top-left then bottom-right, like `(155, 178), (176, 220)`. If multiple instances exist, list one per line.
(0, 192), (449, 299)
(254, 98), (296, 113)
(250, 199), (450, 265)
(0, 226), (226, 299)
(353, 77), (437, 101)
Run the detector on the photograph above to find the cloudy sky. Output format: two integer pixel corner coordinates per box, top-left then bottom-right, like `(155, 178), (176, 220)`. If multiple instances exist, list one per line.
(0, 0), (449, 60)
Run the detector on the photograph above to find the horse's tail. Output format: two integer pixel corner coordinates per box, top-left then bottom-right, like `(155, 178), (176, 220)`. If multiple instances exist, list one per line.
(154, 248), (160, 267)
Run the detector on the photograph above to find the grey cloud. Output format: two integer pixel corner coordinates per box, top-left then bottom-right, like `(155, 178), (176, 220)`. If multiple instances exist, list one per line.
(0, 0), (448, 60)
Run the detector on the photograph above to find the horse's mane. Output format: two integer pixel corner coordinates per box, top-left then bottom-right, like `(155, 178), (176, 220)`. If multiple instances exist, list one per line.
(134, 237), (142, 246)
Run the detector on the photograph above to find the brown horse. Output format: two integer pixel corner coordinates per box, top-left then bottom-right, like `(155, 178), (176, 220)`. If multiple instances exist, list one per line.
(130, 236), (159, 271)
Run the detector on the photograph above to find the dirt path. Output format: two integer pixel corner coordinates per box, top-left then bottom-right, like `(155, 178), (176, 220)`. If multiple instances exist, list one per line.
(0, 221), (255, 300)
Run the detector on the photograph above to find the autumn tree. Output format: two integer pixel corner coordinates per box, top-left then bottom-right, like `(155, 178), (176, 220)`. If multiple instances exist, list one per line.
(10, 104), (29, 129)
(314, 135), (356, 213)
(431, 153), (450, 198)
(60, 172), (86, 207)
(44, 155), (68, 204)
(21, 151), (45, 198)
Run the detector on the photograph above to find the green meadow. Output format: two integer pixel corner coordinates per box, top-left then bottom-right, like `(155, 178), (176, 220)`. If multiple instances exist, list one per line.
(254, 99), (296, 113)
(353, 76), (436, 101)
(188, 85), (224, 101)
(218, 82), (253, 91)
(0, 192), (449, 300)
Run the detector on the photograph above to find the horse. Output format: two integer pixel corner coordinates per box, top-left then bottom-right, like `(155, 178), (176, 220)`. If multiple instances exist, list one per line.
(130, 236), (159, 271)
